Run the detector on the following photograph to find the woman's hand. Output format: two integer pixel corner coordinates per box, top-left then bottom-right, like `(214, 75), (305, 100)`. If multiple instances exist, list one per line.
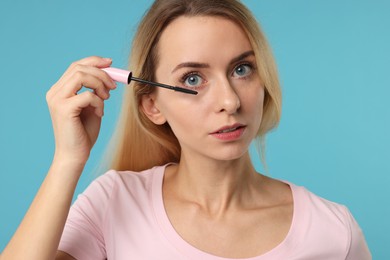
(1, 56), (117, 259)
(46, 56), (117, 167)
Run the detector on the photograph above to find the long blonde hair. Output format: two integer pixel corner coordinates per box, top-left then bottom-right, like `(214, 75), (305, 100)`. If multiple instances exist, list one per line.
(106, 0), (281, 172)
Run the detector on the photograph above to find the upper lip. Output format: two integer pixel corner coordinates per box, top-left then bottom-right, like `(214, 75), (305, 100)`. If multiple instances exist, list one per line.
(211, 123), (246, 134)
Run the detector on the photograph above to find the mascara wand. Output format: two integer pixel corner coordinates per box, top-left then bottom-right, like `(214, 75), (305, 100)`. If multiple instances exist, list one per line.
(102, 67), (198, 95)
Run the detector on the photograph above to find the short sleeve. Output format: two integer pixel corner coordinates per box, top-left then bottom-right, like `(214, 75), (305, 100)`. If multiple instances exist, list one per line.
(58, 170), (117, 260)
(343, 207), (372, 260)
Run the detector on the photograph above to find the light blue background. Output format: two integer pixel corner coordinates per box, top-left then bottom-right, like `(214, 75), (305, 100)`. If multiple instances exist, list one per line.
(0, 0), (388, 258)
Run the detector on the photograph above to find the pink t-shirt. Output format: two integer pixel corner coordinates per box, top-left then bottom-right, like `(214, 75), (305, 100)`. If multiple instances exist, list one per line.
(59, 164), (371, 259)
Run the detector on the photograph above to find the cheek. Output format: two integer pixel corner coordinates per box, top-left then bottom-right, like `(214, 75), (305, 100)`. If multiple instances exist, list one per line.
(241, 85), (265, 114)
(157, 96), (204, 138)
(239, 86), (265, 135)
(164, 111), (205, 149)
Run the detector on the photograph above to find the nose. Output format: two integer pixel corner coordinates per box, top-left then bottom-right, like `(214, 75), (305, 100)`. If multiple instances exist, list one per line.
(214, 78), (241, 114)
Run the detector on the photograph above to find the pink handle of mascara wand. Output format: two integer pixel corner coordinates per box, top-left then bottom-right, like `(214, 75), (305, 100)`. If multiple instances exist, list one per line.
(101, 67), (131, 84)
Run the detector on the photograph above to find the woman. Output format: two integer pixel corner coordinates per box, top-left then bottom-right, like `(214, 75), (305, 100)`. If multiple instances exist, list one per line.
(1, 0), (371, 259)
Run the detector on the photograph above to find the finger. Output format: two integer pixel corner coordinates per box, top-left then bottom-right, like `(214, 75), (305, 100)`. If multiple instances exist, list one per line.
(72, 56), (113, 68)
(75, 64), (117, 90)
(70, 91), (105, 118)
(56, 69), (112, 100)
(49, 56), (115, 97)
(57, 56), (112, 85)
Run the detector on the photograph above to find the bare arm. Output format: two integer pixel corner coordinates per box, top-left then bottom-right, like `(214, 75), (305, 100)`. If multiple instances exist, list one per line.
(1, 160), (82, 260)
(1, 56), (116, 260)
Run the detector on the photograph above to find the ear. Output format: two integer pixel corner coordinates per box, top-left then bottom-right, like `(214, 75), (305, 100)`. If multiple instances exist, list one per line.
(140, 94), (167, 125)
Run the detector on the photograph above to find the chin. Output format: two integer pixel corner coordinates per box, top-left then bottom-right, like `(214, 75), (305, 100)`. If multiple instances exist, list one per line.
(209, 146), (250, 162)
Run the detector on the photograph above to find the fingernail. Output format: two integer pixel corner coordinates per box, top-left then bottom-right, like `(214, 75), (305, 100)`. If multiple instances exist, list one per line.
(103, 57), (112, 63)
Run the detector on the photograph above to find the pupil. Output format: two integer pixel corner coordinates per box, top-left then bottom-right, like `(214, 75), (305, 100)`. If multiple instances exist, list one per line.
(237, 66), (245, 75)
(189, 76), (198, 85)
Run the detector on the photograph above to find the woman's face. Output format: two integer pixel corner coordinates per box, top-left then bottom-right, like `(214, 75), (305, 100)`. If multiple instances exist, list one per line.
(149, 16), (264, 161)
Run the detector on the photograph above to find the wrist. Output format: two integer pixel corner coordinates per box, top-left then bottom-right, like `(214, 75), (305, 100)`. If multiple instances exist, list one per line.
(51, 153), (88, 176)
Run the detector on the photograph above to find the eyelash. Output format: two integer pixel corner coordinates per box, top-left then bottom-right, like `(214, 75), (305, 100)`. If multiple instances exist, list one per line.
(178, 61), (256, 89)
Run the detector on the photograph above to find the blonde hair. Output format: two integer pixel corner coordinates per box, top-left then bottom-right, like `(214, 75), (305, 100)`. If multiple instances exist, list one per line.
(106, 0), (281, 172)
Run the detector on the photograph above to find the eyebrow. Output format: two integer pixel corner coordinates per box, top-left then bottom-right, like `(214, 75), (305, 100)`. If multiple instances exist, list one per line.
(171, 50), (255, 74)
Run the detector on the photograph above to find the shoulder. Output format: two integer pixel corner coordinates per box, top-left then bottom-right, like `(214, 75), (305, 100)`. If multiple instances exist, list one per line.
(293, 183), (349, 218)
(91, 166), (165, 192)
(73, 164), (166, 211)
(68, 164), (167, 225)
(288, 182), (371, 259)
(267, 178), (350, 224)
(290, 182), (354, 232)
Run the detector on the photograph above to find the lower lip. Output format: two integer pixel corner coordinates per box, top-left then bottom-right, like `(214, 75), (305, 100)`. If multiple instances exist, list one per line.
(210, 127), (246, 141)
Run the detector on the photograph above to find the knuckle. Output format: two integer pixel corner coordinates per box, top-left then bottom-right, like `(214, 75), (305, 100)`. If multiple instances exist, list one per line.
(73, 63), (84, 71)
(46, 89), (57, 105)
(45, 90), (52, 102)
(45, 89), (52, 101)
(70, 61), (79, 69)
(73, 70), (85, 79)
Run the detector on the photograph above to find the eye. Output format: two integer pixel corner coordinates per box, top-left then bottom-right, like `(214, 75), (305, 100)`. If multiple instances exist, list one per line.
(181, 73), (204, 88)
(233, 64), (253, 78)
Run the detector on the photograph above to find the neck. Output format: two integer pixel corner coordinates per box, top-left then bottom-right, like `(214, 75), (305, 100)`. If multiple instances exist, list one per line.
(165, 152), (263, 217)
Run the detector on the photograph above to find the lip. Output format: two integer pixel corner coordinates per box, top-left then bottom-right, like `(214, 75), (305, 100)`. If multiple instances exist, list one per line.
(210, 123), (246, 141)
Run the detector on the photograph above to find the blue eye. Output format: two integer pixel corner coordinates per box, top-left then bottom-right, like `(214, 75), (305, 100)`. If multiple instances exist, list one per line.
(233, 64), (252, 78)
(183, 74), (203, 88)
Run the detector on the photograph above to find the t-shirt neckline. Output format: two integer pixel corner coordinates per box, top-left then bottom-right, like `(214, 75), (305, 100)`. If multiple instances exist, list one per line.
(151, 164), (303, 260)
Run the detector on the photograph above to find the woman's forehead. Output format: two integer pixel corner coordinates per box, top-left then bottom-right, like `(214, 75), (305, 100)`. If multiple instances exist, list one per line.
(157, 16), (253, 68)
